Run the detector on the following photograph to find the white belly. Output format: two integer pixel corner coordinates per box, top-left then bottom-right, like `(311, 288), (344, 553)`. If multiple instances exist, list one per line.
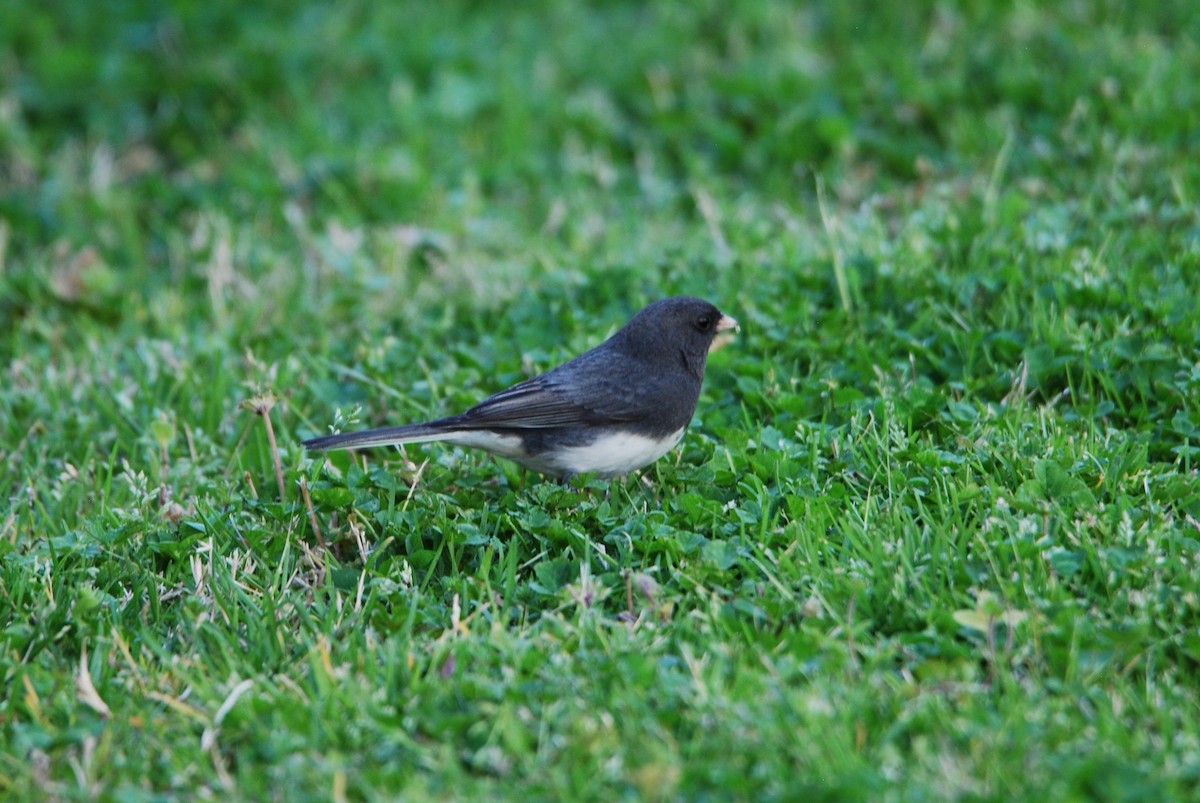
(552, 427), (687, 479)
(444, 426), (687, 479)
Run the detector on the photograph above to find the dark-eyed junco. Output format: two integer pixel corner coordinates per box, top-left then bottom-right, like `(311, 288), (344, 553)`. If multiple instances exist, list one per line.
(304, 297), (738, 480)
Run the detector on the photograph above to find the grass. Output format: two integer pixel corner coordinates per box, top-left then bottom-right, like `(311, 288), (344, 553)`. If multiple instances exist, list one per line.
(3, 0), (1200, 798)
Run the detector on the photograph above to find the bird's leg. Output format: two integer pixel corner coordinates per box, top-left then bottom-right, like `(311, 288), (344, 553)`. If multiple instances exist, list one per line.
(638, 471), (663, 508)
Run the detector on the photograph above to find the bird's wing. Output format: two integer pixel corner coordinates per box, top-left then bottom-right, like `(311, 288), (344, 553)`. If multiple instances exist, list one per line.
(456, 354), (664, 430)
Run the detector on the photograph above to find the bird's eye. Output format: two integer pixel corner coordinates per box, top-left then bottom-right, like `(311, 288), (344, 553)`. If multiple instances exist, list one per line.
(696, 315), (712, 330)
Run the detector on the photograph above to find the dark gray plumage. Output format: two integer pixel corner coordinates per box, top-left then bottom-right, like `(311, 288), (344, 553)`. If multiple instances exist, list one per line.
(303, 297), (738, 479)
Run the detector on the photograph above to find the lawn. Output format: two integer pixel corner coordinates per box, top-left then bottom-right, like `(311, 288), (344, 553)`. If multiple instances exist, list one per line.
(3, 0), (1200, 799)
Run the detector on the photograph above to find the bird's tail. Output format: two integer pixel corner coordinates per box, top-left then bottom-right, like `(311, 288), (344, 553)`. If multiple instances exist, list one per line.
(303, 422), (454, 452)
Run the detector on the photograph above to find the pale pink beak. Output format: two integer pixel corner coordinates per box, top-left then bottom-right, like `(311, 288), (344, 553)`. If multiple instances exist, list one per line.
(710, 314), (740, 352)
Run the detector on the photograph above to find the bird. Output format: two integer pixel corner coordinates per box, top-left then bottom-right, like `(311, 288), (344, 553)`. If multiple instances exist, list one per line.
(303, 296), (738, 481)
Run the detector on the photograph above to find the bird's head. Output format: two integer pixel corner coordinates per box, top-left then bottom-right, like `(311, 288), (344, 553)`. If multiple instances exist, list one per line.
(616, 296), (739, 376)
